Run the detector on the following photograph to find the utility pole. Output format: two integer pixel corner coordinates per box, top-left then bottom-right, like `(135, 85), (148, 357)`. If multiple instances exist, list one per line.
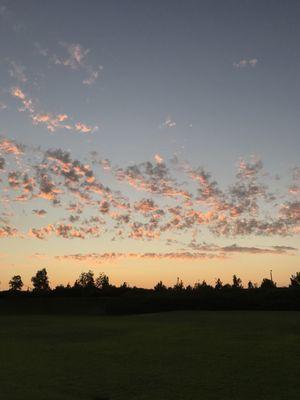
(270, 269), (273, 282)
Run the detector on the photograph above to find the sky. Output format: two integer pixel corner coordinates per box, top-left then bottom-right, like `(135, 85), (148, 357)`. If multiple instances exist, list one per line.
(0, 0), (299, 289)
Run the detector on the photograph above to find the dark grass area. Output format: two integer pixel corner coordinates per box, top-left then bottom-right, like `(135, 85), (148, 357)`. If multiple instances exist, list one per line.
(0, 311), (300, 399)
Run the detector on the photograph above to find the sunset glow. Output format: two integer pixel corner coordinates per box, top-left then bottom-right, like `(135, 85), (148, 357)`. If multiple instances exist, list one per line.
(0, 1), (299, 289)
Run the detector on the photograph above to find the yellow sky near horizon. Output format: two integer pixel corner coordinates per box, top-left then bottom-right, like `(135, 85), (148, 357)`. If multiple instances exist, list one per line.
(1, 250), (299, 290)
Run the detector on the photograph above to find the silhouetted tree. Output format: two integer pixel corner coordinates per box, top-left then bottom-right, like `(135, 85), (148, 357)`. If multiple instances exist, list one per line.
(248, 280), (254, 289)
(9, 275), (23, 291)
(194, 280), (209, 290)
(75, 270), (95, 288)
(119, 282), (129, 291)
(232, 274), (243, 289)
(290, 272), (300, 287)
(215, 278), (223, 290)
(154, 281), (167, 292)
(260, 278), (276, 289)
(173, 277), (184, 291)
(95, 273), (110, 289)
(31, 268), (50, 291)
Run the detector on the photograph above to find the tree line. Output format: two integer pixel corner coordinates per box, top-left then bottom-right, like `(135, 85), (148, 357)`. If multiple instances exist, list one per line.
(1, 269), (300, 314)
(6, 268), (300, 293)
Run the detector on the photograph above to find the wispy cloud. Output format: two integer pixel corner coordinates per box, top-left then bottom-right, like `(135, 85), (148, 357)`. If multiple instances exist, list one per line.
(0, 5), (7, 17)
(55, 251), (226, 264)
(83, 67), (103, 86)
(8, 61), (27, 83)
(161, 115), (176, 128)
(233, 58), (258, 69)
(54, 43), (89, 69)
(221, 244), (296, 255)
(55, 243), (297, 264)
(10, 87), (97, 133)
(41, 42), (103, 86)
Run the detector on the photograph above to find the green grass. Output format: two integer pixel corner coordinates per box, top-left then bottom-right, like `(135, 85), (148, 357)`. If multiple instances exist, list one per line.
(0, 311), (300, 400)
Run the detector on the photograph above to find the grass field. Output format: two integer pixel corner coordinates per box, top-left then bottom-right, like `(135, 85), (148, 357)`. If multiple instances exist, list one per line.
(0, 311), (300, 400)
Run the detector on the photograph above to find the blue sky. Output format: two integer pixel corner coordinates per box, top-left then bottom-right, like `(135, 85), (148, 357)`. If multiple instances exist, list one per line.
(0, 0), (299, 289)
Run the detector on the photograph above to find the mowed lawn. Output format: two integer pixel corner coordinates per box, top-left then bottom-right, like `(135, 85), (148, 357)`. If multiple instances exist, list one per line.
(0, 311), (300, 400)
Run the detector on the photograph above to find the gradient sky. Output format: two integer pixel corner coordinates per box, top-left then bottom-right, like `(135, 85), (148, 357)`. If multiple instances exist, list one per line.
(0, 0), (299, 289)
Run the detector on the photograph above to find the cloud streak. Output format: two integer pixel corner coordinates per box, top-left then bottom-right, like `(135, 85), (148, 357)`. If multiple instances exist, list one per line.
(55, 243), (297, 265)
(10, 87), (97, 134)
(233, 58), (258, 69)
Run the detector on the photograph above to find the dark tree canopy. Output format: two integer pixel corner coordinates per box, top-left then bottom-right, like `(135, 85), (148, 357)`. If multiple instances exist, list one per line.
(194, 280), (210, 290)
(75, 270), (95, 288)
(154, 281), (167, 292)
(9, 275), (23, 291)
(290, 272), (300, 287)
(31, 268), (50, 291)
(95, 273), (110, 289)
(232, 275), (243, 289)
(173, 278), (184, 291)
(260, 278), (276, 289)
(215, 278), (223, 290)
(248, 281), (255, 289)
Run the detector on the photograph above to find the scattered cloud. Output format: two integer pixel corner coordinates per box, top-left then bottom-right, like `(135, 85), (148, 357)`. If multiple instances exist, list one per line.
(75, 122), (98, 134)
(83, 66), (103, 86)
(0, 138), (23, 155)
(54, 43), (89, 69)
(45, 42), (103, 86)
(0, 137), (299, 250)
(161, 115), (176, 128)
(154, 154), (164, 164)
(0, 225), (18, 238)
